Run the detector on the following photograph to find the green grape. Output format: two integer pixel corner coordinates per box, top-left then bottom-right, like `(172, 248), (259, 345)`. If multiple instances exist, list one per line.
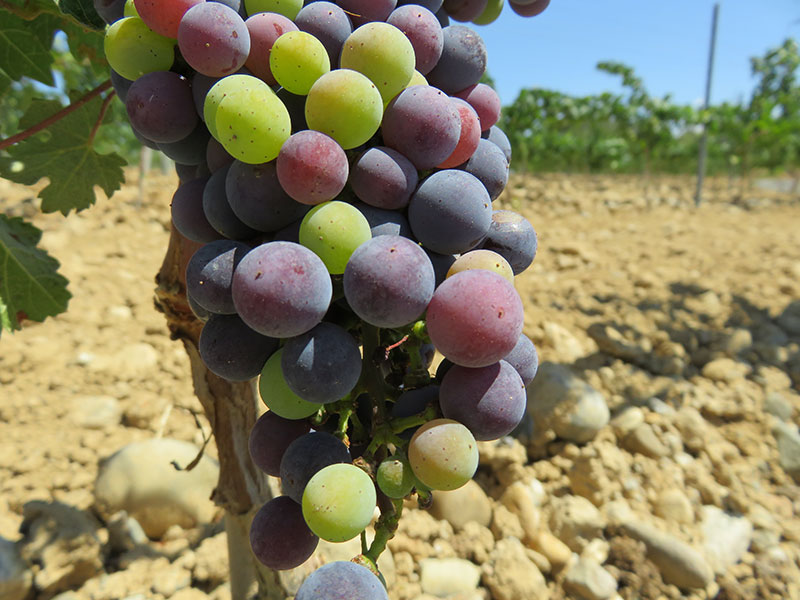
(270, 31), (330, 95)
(215, 80), (291, 164)
(299, 201), (371, 274)
(305, 69), (383, 150)
(376, 456), (415, 499)
(259, 349), (319, 420)
(244, 0), (302, 19)
(104, 17), (174, 81)
(340, 22), (415, 104)
(408, 419), (478, 491)
(123, 0), (139, 17)
(302, 463), (376, 542)
(408, 70), (428, 87)
(473, 0), (505, 25)
(203, 74), (256, 139)
(446, 249), (514, 284)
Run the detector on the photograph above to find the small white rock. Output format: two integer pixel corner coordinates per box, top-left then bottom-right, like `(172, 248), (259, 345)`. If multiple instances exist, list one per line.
(419, 558), (481, 597)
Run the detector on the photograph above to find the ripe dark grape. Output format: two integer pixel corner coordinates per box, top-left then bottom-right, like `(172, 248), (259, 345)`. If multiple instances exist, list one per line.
(509, 0), (550, 17)
(426, 25), (487, 94)
(157, 122), (211, 165)
(442, 0), (487, 22)
(397, 0), (442, 12)
(335, 0), (396, 27)
(250, 496), (318, 570)
(454, 83), (501, 131)
(126, 71), (198, 144)
(438, 98), (480, 169)
(408, 169), (492, 255)
(349, 146), (418, 210)
(185, 240), (250, 315)
(198, 314), (279, 381)
(295, 561), (389, 600)
(109, 69), (132, 103)
(94, 0), (125, 24)
(232, 241), (332, 338)
(343, 235), (435, 328)
(225, 161), (310, 233)
(295, 2), (353, 65)
(206, 138), (235, 173)
(276, 131), (349, 205)
(426, 269), (524, 368)
(249, 411), (311, 477)
(281, 322), (362, 404)
(245, 12), (298, 84)
(280, 431), (351, 503)
(178, 3), (251, 77)
(460, 137), (509, 201)
(386, 5), (444, 75)
(503, 332), (539, 386)
(354, 202), (413, 238)
(171, 177), (223, 243)
(381, 85), (461, 170)
(439, 360), (526, 440)
(203, 165), (259, 240)
(480, 210), (538, 275)
(482, 124), (512, 162)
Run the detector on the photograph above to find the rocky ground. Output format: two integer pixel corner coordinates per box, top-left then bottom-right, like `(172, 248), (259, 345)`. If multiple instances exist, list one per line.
(1, 171), (799, 600)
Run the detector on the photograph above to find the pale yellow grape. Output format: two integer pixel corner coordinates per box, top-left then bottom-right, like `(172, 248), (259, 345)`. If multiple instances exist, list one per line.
(104, 17), (174, 81)
(258, 350), (319, 420)
(216, 83), (291, 164)
(203, 74), (257, 139)
(473, 0), (504, 25)
(123, 0), (139, 17)
(408, 70), (428, 87)
(244, 0), (302, 19)
(446, 249), (514, 284)
(340, 22), (415, 104)
(298, 201), (371, 274)
(269, 31), (330, 95)
(408, 419), (478, 491)
(302, 463), (376, 543)
(305, 69), (383, 150)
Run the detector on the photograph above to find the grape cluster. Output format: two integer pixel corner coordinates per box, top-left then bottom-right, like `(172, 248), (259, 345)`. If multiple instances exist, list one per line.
(97, 0), (549, 595)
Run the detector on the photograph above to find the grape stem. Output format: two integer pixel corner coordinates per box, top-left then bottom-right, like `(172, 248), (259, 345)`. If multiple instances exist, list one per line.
(0, 79), (112, 151)
(365, 496), (404, 563)
(389, 405), (438, 435)
(361, 323), (387, 423)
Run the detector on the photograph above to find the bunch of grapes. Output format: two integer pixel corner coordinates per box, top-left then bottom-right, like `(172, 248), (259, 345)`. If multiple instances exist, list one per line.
(97, 0), (549, 595)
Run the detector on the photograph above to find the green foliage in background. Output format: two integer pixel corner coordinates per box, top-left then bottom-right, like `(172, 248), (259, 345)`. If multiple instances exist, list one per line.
(501, 38), (800, 177)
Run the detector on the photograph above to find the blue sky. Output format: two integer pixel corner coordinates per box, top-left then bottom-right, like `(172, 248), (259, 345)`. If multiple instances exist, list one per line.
(475, 0), (800, 107)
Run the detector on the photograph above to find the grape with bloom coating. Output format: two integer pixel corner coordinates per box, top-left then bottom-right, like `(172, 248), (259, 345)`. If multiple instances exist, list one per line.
(302, 463), (376, 542)
(295, 562), (389, 600)
(299, 201), (371, 274)
(408, 419), (478, 490)
(276, 131), (348, 205)
(305, 69), (383, 150)
(248, 411), (310, 477)
(259, 350), (320, 419)
(250, 496), (318, 570)
(177, 3), (250, 78)
(426, 269), (523, 367)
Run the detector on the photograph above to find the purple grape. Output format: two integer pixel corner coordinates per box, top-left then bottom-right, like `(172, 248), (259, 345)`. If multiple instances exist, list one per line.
(206, 137), (234, 173)
(426, 25), (487, 94)
(479, 210), (537, 275)
(249, 411), (311, 477)
(178, 3), (250, 77)
(295, 562), (389, 600)
(426, 250), (457, 286)
(157, 122), (211, 166)
(203, 165), (258, 240)
(277, 131), (349, 205)
(349, 146), (418, 210)
(187, 290), (211, 321)
(481, 124), (511, 162)
(442, 0), (487, 22)
(250, 496), (319, 570)
(392, 385), (440, 418)
(185, 239), (250, 314)
(387, 5), (443, 75)
(198, 314), (279, 381)
(407, 169), (491, 255)
(94, 0), (125, 24)
(225, 161), (310, 232)
(276, 88), (308, 132)
(454, 83), (501, 131)
(281, 323), (362, 404)
(502, 332), (539, 386)
(175, 162), (202, 184)
(354, 202), (413, 238)
(343, 235), (435, 328)
(460, 137), (509, 201)
(295, 2), (353, 66)
(434, 6), (450, 26)
(126, 71), (198, 143)
(171, 177), (223, 243)
(110, 69), (132, 103)
(397, 0), (442, 13)
(245, 12), (298, 85)
(279, 431), (351, 503)
(192, 73), (219, 119)
(381, 85), (461, 170)
(232, 242), (332, 338)
(335, 0), (396, 26)
(509, 0), (550, 17)
(440, 360), (526, 440)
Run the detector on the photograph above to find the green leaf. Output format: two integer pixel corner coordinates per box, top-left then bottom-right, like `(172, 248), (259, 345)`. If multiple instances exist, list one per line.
(0, 96), (126, 215)
(0, 214), (71, 331)
(0, 11), (56, 86)
(58, 0), (106, 30)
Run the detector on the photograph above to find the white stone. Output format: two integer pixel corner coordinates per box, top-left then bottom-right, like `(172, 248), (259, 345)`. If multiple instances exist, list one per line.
(700, 506), (753, 573)
(94, 439), (219, 539)
(419, 558), (481, 597)
(564, 558), (618, 600)
(70, 395), (122, 429)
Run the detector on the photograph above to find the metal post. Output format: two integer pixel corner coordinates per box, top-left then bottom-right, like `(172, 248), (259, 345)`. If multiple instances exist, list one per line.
(695, 3), (720, 206)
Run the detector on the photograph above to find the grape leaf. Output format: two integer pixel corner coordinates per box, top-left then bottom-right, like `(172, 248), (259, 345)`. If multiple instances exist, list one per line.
(0, 11), (56, 86)
(0, 96), (126, 215)
(0, 214), (71, 331)
(59, 0), (105, 30)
